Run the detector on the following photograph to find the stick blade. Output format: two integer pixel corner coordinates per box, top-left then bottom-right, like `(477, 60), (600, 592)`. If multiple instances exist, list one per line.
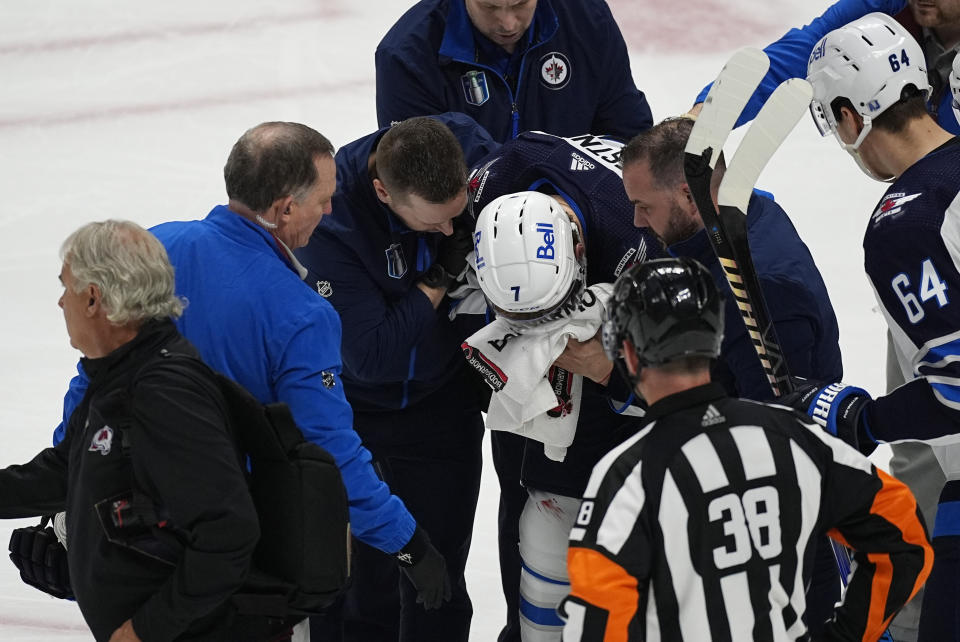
(684, 47), (770, 168)
(718, 78), (814, 213)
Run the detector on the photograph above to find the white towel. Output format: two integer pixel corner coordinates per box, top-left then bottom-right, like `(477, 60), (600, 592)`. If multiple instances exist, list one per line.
(462, 283), (613, 461)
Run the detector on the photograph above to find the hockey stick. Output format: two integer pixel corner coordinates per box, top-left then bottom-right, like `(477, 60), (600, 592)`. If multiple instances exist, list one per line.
(713, 77), (813, 397)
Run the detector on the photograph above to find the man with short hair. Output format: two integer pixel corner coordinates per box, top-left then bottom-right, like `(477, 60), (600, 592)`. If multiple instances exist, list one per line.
(0, 220), (260, 642)
(375, 0), (651, 143)
(782, 14), (960, 641)
(559, 257), (933, 642)
(52, 123), (453, 635)
(295, 113), (498, 642)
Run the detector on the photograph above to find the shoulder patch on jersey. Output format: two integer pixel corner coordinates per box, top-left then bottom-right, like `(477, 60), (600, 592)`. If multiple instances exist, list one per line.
(872, 192), (922, 226)
(539, 52), (571, 90)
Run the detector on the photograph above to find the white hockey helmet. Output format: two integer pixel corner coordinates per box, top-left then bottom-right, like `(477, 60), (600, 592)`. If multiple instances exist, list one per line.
(474, 191), (585, 325)
(951, 53), (960, 124)
(806, 13), (930, 153)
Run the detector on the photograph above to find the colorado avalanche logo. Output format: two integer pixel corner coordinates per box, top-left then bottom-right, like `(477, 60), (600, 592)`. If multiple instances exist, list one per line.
(539, 52), (571, 90)
(89, 426), (114, 456)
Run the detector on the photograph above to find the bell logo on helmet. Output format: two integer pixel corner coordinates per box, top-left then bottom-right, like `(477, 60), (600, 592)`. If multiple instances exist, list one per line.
(475, 230), (485, 269)
(536, 222), (555, 260)
(810, 39), (827, 63)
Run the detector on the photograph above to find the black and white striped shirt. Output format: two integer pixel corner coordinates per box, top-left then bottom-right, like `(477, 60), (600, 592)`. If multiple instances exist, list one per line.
(561, 383), (931, 642)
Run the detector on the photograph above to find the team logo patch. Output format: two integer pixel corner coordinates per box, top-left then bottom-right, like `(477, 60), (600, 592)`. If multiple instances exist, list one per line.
(321, 371), (336, 389)
(539, 52), (571, 90)
(461, 70), (490, 106)
(89, 426), (114, 456)
(872, 192), (921, 225)
(385, 242), (408, 279)
(569, 152), (595, 172)
(316, 280), (333, 297)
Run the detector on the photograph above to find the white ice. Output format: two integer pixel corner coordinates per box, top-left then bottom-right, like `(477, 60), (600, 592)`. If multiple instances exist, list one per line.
(0, 1), (893, 639)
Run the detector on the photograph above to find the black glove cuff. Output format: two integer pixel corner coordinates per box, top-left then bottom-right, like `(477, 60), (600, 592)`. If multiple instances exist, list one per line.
(420, 264), (455, 290)
(395, 526), (430, 567)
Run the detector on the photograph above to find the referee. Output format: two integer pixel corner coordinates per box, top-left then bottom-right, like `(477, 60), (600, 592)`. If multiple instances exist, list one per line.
(559, 257), (933, 642)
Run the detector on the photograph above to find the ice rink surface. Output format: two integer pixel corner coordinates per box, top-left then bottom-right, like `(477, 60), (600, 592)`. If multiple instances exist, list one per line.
(0, 0), (894, 638)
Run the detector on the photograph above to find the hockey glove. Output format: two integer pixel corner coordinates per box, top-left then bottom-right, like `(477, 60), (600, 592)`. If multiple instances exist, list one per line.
(396, 526), (452, 610)
(8, 516), (74, 600)
(426, 213), (474, 288)
(779, 377), (875, 454)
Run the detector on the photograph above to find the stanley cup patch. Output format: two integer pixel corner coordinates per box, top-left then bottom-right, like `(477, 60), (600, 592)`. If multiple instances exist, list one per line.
(385, 242), (408, 279)
(461, 70), (490, 106)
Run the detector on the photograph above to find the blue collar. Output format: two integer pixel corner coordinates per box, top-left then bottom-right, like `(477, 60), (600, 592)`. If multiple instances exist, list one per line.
(439, 0), (558, 63)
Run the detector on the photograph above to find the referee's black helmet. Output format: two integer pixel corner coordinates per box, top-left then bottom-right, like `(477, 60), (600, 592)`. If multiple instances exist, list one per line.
(602, 257), (723, 367)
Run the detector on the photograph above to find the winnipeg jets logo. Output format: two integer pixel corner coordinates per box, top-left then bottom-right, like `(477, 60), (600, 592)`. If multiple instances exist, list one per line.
(539, 52), (571, 90)
(569, 153), (595, 171)
(701, 405), (725, 427)
(316, 280), (333, 297)
(872, 192), (921, 225)
(89, 426), (114, 455)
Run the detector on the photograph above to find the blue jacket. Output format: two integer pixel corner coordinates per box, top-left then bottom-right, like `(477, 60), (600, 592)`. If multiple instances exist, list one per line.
(295, 113), (499, 411)
(670, 194), (844, 400)
(694, 0), (960, 135)
(375, 0), (651, 143)
(56, 207), (416, 554)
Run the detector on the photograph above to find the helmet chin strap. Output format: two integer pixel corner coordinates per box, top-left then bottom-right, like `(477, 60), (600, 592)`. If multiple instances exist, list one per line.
(833, 116), (896, 183)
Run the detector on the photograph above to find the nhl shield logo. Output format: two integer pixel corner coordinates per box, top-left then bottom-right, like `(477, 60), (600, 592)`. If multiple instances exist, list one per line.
(539, 52), (571, 90)
(316, 280), (333, 297)
(461, 70), (490, 106)
(89, 426), (114, 456)
(385, 242), (408, 279)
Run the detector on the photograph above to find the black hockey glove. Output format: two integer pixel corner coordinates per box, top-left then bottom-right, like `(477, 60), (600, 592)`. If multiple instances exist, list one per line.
(423, 213), (474, 289)
(778, 377), (875, 454)
(8, 517), (74, 600)
(396, 526), (451, 610)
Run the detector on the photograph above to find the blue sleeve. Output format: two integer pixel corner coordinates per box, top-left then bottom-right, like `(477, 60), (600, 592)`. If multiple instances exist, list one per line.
(53, 362), (89, 446)
(865, 378), (960, 443)
(277, 305), (416, 553)
(693, 0), (908, 126)
(589, 1), (652, 139)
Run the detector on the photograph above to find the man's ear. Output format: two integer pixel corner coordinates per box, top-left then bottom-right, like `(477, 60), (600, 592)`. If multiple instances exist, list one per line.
(372, 178), (391, 205)
(622, 339), (639, 376)
(86, 284), (101, 317)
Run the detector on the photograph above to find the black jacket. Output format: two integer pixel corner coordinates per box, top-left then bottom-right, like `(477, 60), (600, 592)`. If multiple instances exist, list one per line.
(0, 320), (259, 641)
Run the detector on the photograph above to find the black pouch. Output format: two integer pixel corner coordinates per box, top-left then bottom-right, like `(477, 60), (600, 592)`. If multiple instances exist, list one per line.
(8, 516), (74, 600)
